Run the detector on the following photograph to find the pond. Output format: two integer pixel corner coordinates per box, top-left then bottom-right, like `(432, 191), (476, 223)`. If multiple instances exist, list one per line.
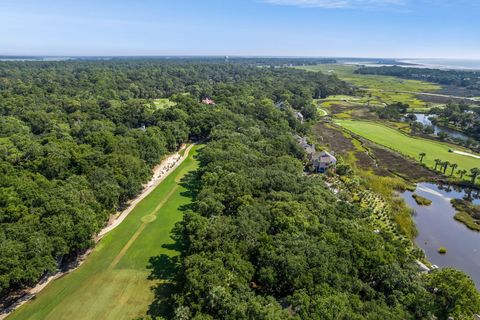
(401, 182), (480, 288)
(413, 113), (470, 142)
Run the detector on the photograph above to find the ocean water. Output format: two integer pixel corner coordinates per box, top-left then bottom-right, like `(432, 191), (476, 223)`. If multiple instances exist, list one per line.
(400, 59), (480, 71)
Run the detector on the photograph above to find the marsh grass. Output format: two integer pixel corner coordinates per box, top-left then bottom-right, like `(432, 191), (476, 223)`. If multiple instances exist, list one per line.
(454, 212), (480, 232)
(451, 199), (480, 231)
(358, 171), (417, 238)
(297, 64), (440, 110)
(412, 194), (433, 206)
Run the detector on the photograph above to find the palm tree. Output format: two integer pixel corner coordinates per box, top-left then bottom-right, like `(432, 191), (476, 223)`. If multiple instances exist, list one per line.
(439, 161), (445, 173)
(434, 159), (441, 171)
(442, 161), (450, 174)
(450, 163), (458, 176)
(419, 152), (426, 163)
(470, 168), (480, 184)
(458, 169), (467, 179)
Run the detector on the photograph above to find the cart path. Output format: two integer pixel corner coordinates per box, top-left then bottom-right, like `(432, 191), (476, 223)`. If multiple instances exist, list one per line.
(0, 144), (194, 320)
(97, 144), (192, 239)
(453, 150), (480, 159)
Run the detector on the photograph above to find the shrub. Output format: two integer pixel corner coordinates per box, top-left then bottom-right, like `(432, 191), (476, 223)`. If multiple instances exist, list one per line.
(438, 247), (447, 254)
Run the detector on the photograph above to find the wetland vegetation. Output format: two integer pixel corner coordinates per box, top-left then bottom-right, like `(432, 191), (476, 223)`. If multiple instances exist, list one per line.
(451, 199), (480, 232)
(2, 58), (480, 319)
(336, 120), (480, 180)
(356, 66), (480, 97)
(401, 182), (480, 289)
(412, 194), (433, 206)
(297, 64), (441, 111)
(305, 62), (480, 298)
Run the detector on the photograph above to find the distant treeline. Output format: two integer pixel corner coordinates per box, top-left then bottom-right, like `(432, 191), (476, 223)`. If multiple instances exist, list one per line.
(215, 57), (338, 66)
(356, 66), (480, 95)
(0, 56), (338, 66)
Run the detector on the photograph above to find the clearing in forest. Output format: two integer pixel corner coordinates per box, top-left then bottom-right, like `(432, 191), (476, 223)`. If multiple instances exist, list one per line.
(152, 98), (177, 109)
(9, 145), (201, 320)
(336, 120), (480, 178)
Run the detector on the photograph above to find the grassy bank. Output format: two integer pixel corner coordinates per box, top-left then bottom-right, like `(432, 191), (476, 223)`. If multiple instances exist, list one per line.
(451, 199), (480, 232)
(336, 120), (480, 180)
(9, 145), (202, 320)
(412, 194), (433, 206)
(358, 171), (418, 239)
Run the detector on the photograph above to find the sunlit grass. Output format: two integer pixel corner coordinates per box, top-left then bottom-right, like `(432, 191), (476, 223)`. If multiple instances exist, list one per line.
(10, 146), (202, 320)
(152, 98), (177, 110)
(336, 120), (480, 179)
(297, 64), (441, 110)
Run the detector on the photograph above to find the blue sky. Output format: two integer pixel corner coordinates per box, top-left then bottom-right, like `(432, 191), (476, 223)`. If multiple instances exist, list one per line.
(0, 0), (479, 58)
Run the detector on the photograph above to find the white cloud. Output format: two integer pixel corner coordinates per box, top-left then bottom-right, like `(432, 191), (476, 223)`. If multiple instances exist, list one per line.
(262, 0), (405, 8)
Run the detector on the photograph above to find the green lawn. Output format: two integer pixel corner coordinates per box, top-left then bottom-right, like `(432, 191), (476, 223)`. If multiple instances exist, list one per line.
(336, 120), (480, 178)
(151, 98), (177, 110)
(9, 145), (201, 320)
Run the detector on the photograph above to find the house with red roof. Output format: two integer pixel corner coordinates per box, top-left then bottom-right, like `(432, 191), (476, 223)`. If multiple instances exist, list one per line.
(202, 97), (215, 105)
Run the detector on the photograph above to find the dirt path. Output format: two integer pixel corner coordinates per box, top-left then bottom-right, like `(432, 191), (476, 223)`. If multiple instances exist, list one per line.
(0, 144), (194, 320)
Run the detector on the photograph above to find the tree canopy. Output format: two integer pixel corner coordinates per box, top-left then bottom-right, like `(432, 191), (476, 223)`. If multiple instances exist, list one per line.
(0, 58), (348, 297)
(1, 58), (478, 319)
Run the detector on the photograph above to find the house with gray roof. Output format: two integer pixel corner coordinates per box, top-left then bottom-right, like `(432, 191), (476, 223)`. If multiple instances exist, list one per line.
(312, 150), (337, 173)
(295, 135), (336, 173)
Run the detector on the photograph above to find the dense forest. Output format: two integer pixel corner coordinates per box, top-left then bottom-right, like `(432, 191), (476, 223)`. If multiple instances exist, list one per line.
(162, 90), (480, 319)
(0, 56), (338, 67)
(1, 59), (479, 319)
(428, 102), (480, 140)
(0, 59), (347, 298)
(355, 66), (480, 96)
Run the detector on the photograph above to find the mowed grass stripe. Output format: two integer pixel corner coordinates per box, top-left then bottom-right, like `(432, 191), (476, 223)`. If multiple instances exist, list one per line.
(336, 120), (480, 176)
(108, 184), (179, 271)
(9, 145), (201, 320)
(108, 223), (148, 271)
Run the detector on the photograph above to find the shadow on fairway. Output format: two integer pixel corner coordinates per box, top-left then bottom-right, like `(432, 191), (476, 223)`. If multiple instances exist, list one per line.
(146, 253), (179, 318)
(178, 170), (201, 212)
(147, 169), (201, 319)
(146, 232), (184, 318)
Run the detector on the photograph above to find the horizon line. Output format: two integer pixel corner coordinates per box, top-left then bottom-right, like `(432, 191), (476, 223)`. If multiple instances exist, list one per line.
(1, 54), (479, 61)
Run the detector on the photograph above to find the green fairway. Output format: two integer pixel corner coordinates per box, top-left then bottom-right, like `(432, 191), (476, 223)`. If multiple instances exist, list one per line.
(9, 145), (201, 320)
(336, 120), (480, 178)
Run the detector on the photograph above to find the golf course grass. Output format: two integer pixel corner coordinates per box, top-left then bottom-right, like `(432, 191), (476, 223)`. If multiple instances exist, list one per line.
(9, 145), (201, 320)
(336, 120), (480, 178)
